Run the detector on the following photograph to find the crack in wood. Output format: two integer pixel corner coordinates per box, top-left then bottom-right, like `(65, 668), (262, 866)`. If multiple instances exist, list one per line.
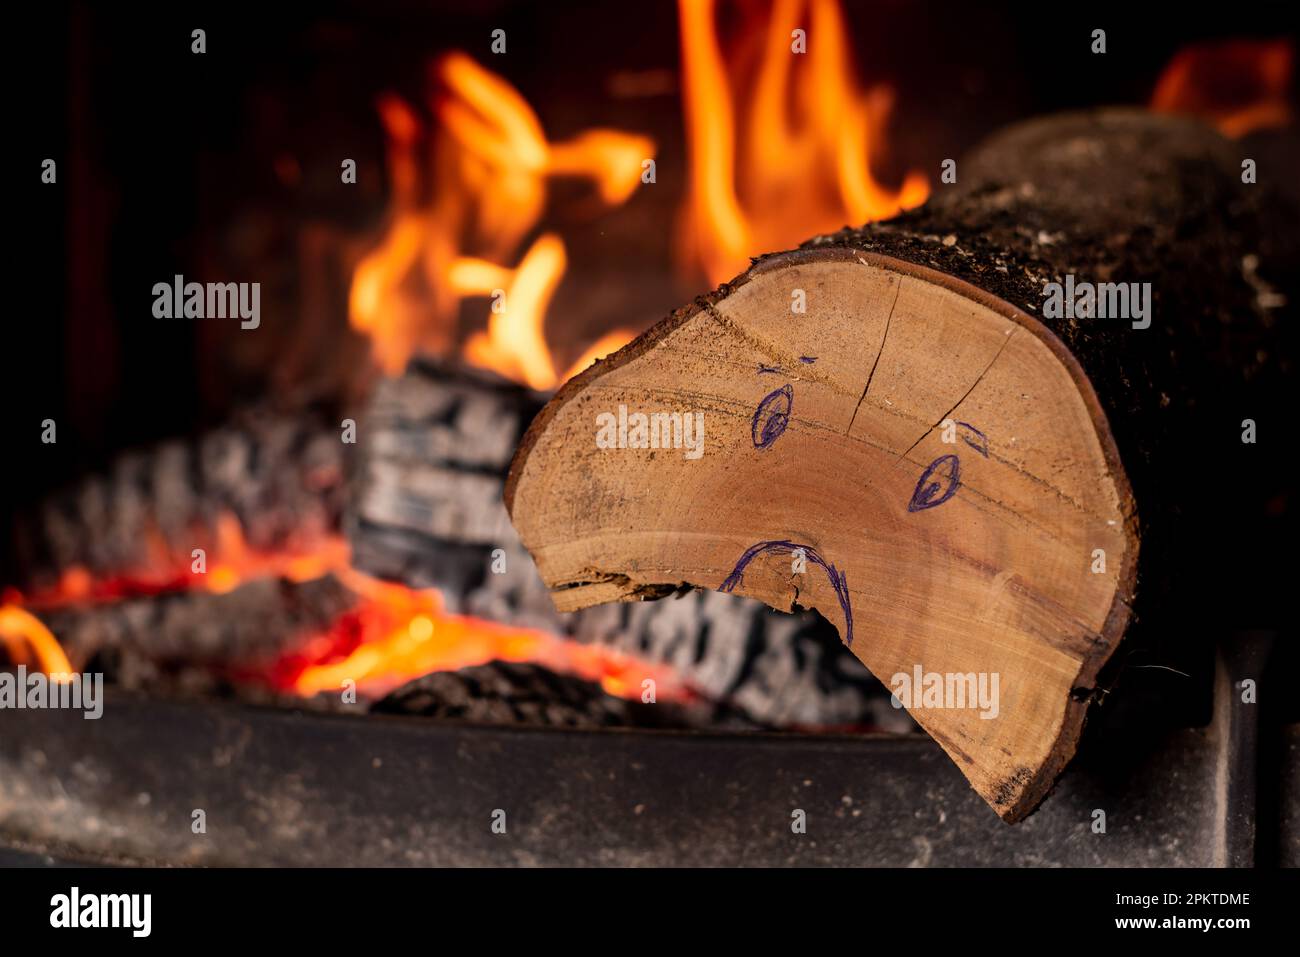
(895, 326), (1019, 464)
(555, 571), (688, 603)
(800, 412), (1123, 532)
(846, 277), (903, 436)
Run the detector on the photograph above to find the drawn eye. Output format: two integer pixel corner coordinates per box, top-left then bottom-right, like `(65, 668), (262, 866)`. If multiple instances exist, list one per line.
(908, 454), (961, 512)
(752, 384), (793, 449)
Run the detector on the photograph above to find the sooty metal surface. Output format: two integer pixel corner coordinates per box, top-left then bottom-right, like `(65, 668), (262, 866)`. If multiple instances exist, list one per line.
(0, 634), (1288, 866)
(0, 714), (1281, 867)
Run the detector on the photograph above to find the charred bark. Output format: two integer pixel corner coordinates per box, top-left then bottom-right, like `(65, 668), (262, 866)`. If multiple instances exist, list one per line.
(806, 109), (1297, 725)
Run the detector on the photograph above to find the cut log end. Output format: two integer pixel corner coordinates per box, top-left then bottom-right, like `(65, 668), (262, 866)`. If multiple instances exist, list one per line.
(507, 248), (1139, 821)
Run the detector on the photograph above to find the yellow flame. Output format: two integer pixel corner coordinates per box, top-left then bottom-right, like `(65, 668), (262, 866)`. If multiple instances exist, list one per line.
(678, 0), (928, 284)
(0, 605), (75, 678)
(460, 233), (565, 390)
(349, 53), (654, 385)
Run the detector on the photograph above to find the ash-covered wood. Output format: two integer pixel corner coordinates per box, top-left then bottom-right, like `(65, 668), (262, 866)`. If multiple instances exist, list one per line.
(373, 659), (755, 729)
(39, 575), (356, 691)
(346, 362), (545, 605)
(5, 360), (894, 728)
(14, 405), (347, 592)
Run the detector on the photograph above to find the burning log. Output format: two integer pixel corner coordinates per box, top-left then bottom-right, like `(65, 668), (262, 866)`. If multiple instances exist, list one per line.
(505, 110), (1298, 820)
(37, 575), (357, 698)
(4, 362), (893, 728)
(13, 406), (346, 593)
(33, 572), (737, 729)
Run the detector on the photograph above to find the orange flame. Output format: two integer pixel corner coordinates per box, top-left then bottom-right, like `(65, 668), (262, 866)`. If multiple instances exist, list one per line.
(1151, 39), (1294, 138)
(4, 15), (934, 702)
(349, 53), (650, 386)
(1, 511), (686, 705)
(0, 605), (74, 678)
(283, 567), (687, 700)
(678, 0), (928, 284)
(7, 515), (349, 610)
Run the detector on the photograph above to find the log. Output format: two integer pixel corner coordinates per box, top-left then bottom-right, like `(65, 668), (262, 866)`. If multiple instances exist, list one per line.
(13, 405), (347, 592)
(38, 575), (357, 692)
(348, 361), (902, 729)
(505, 110), (1298, 821)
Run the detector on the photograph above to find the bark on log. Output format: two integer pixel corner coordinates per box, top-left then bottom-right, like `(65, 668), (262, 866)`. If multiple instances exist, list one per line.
(505, 110), (1298, 820)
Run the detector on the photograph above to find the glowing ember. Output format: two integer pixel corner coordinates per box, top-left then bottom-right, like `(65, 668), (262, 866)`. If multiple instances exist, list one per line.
(1151, 39), (1293, 138)
(349, 52), (650, 386)
(277, 567), (687, 700)
(677, 0), (929, 285)
(1, 512), (687, 705)
(8, 513), (350, 610)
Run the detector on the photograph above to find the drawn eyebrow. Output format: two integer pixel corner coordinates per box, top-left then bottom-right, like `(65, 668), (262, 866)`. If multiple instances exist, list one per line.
(757, 364), (782, 375)
(956, 422), (989, 457)
(799, 356), (817, 364)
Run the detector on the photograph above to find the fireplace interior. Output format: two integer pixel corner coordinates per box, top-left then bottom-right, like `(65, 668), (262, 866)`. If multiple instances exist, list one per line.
(2, 0), (1296, 866)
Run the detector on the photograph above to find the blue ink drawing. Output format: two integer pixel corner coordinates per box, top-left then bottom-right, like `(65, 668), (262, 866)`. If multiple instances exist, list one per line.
(956, 422), (988, 457)
(720, 540), (854, 647)
(752, 384), (793, 449)
(908, 454), (961, 512)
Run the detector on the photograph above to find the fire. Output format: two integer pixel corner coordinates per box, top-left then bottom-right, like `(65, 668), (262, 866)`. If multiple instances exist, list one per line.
(4, 10), (934, 706)
(677, 0), (929, 284)
(0, 605), (74, 678)
(456, 233), (568, 391)
(350, 7), (930, 382)
(349, 52), (650, 387)
(1151, 39), (1293, 138)
(280, 567), (687, 700)
(7, 513), (350, 609)
(1, 511), (686, 705)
